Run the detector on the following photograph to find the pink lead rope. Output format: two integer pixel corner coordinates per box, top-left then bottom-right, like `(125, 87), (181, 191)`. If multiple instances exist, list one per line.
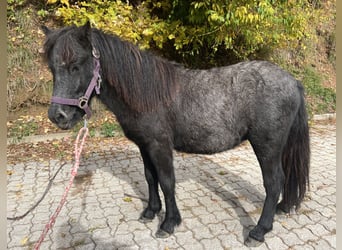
(34, 123), (89, 249)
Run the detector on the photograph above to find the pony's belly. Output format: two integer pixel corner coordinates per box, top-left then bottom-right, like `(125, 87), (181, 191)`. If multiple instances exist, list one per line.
(173, 133), (243, 155)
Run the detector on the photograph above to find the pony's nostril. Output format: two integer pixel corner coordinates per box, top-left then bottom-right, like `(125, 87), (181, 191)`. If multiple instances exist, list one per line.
(55, 108), (68, 123)
(48, 106), (73, 129)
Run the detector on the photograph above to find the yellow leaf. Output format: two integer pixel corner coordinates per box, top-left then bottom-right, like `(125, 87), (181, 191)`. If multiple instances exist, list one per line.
(248, 14), (254, 22)
(142, 29), (154, 36)
(7, 170), (14, 175)
(61, 0), (70, 7)
(47, 0), (58, 4)
(21, 236), (29, 245)
(123, 197), (132, 202)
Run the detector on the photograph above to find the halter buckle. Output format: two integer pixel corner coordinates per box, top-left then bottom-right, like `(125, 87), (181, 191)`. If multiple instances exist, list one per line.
(78, 96), (89, 109)
(96, 75), (102, 93)
(92, 47), (100, 59)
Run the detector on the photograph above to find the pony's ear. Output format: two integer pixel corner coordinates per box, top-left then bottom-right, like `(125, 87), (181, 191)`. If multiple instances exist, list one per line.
(77, 21), (92, 47)
(80, 21), (91, 38)
(41, 25), (52, 36)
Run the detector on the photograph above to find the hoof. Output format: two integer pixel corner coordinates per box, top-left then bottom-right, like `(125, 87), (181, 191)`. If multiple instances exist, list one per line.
(276, 208), (288, 215)
(248, 224), (268, 243)
(156, 229), (171, 238)
(138, 216), (153, 223)
(276, 202), (290, 215)
(244, 236), (263, 247)
(139, 208), (158, 223)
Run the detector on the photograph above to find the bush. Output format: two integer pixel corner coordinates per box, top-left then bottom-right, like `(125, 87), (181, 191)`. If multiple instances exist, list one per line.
(49, 0), (317, 68)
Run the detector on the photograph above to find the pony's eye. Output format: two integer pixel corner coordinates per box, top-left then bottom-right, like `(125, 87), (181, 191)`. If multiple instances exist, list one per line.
(71, 65), (79, 73)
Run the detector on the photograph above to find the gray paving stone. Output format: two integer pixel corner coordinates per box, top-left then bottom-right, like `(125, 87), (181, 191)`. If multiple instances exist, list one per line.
(308, 238), (334, 249)
(324, 234), (337, 249)
(265, 236), (288, 250)
(199, 213), (217, 225)
(293, 227), (319, 242)
(292, 244), (315, 250)
(201, 237), (224, 249)
(278, 231), (301, 247)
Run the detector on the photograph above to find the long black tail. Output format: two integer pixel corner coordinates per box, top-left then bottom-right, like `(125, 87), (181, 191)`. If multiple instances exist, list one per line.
(281, 82), (310, 210)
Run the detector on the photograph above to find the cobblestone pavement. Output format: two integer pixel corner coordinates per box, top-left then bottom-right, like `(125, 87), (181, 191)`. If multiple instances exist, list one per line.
(7, 121), (336, 250)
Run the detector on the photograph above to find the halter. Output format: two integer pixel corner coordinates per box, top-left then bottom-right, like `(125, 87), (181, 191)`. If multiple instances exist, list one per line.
(50, 47), (102, 119)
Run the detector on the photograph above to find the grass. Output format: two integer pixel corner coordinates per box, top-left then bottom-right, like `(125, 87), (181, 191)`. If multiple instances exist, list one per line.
(7, 119), (39, 141)
(100, 121), (123, 137)
(69, 112), (123, 138)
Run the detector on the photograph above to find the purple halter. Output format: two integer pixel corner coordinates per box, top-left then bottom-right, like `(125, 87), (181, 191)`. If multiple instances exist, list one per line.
(50, 47), (101, 119)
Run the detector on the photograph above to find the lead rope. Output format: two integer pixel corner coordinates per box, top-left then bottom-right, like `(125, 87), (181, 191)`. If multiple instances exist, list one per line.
(34, 120), (89, 249)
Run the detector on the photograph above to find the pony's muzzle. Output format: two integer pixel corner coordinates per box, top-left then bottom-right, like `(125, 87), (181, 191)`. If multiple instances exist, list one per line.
(48, 105), (70, 129)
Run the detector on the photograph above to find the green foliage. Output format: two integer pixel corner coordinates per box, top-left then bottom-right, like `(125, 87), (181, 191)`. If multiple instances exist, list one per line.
(100, 121), (123, 137)
(8, 119), (38, 140)
(301, 66), (336, 114)
(49, 0), (316, 67)
(7, 0), (26, 22)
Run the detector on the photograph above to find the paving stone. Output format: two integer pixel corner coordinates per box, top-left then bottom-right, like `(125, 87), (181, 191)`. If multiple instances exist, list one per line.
(174, 230), (193, 246)
(291, 244), (315, 250)
(201, 237), (223, 249)
(307, 238), (333, 249)
(198, 213), (217, 225)
(181, 241), (204, 250)
(293, 227), (319, 242)
(324, 234), (337, 248)
(306, 223), (332, 237)
(278, 231), (301, 247)
(265, 236), (288, 250)
(75, 242), (96, 249)
(218, 233), (248, 249)
(53, 229), (73, 249)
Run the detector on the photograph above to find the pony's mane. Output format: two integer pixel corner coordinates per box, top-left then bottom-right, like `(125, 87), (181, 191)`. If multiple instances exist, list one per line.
(92, 29), (179, 112)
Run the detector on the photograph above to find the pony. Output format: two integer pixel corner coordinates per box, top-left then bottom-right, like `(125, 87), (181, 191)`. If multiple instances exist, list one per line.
(41, 22), (310, 246)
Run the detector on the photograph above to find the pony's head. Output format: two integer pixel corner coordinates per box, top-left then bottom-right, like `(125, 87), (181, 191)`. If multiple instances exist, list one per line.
(43, 22), (180, 129)
(42, 22), (97, 129)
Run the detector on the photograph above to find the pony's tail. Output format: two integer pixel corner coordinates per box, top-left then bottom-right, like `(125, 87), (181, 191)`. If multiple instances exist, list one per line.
(281, 82), (310, 211)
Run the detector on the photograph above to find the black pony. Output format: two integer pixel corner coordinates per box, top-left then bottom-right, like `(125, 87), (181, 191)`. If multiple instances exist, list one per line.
(41, 23), (310, 246)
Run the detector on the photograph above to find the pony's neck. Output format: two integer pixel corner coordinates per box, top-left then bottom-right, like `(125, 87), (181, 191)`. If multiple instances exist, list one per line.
(91, 29), (179, 113)
(97, 79), (132, 121)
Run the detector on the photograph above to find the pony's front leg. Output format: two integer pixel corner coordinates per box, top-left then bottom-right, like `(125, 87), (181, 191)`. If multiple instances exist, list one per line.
(143, 141), (181, 238)
(139, 148), (162, 222)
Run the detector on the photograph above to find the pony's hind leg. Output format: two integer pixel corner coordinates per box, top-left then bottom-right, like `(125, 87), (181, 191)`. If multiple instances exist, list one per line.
(139, 148), (162, 222)
(245, 140), (285, 247)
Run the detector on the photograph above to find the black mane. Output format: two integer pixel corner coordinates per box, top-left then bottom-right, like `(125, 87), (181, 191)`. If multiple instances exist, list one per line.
(92, 29), (180, 112)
